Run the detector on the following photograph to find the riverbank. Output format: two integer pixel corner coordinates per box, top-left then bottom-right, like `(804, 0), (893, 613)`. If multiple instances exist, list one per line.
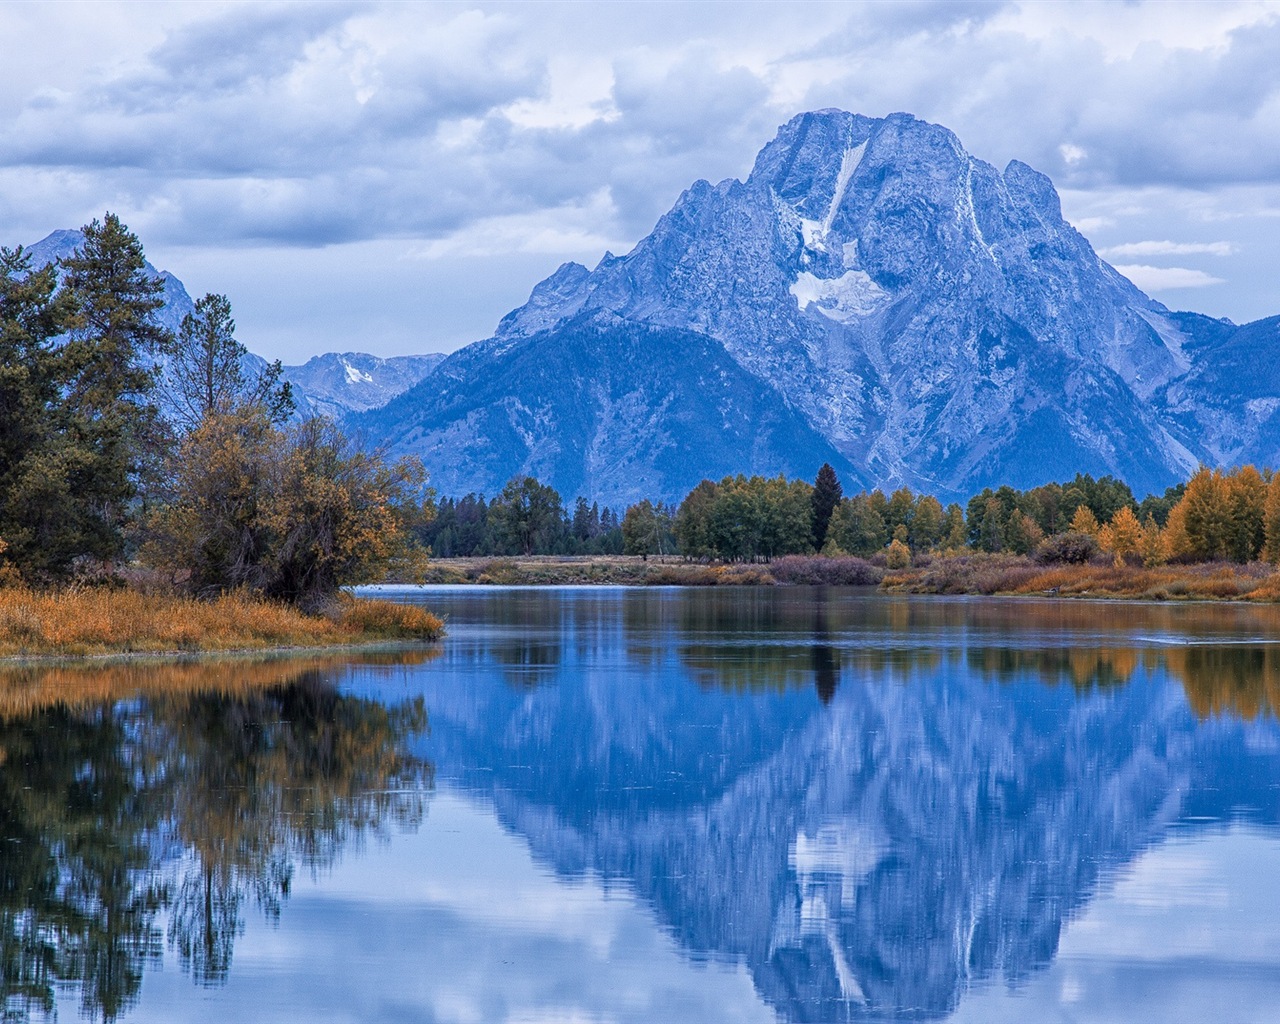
(415, 553), (1280, 601)
(0, 588), (444, 659)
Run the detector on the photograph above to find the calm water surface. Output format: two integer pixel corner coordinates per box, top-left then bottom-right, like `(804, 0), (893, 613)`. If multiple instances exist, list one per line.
(4, 587), (1280, 1023)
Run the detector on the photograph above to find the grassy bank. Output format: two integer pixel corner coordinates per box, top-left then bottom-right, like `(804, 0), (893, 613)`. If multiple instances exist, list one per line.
(416, 552), (1280, 602)
(880, 553), (1280, 600)
(0, 588), (444, 659)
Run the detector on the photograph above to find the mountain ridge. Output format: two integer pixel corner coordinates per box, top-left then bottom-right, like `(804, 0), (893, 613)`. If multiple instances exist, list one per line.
(353, 109), (1277, 505)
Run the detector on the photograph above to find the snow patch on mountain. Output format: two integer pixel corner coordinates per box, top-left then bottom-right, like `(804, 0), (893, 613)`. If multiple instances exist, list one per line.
(791, 270), (888, 321)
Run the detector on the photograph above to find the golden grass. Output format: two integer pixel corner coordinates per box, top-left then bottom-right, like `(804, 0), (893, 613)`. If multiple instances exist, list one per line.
(0, 587), (444, 659)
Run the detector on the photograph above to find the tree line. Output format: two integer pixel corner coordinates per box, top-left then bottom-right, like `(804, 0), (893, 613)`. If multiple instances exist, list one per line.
(419, 481), (629, 557)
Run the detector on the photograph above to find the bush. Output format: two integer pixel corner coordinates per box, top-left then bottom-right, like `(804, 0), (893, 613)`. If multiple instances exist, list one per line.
(1034, 532), (1100, 565)
(768, 555), (883, 586)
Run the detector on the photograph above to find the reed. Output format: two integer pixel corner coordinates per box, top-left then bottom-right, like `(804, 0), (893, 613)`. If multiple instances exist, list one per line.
(0, 587), (444, 658)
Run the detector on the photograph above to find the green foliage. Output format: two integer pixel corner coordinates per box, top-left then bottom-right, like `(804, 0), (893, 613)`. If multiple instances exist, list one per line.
(622, 499), (675, 558)
(0, 215), (169, 579)
(829, 492), (888, 557)
(488, 476), (567, 555)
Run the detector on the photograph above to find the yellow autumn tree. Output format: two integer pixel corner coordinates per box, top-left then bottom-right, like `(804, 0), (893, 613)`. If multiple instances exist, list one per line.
(1069, 505), (1100, 536)
(1163, 498), (1193, 561)
(1100, 506), (1143, 566)
(1139, 515), (1167, 567)
(1225, 465), (1267, 562)
(1179, 467), (1230, 561)
(1265, 473), (1280, 563)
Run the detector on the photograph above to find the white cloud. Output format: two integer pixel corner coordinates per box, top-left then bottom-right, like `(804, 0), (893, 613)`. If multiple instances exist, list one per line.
(1111, 264), (1228, 290)
(403, 189), (627, 259)
(1098, 240), (1237, 258)
(1060, 143), (1087, 165)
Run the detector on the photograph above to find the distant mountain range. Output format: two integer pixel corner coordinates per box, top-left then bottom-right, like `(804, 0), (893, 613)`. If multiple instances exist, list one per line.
(354, 109), (1279, 505)
(22, 230), (444, 421)
(28, 109), (1280, 505)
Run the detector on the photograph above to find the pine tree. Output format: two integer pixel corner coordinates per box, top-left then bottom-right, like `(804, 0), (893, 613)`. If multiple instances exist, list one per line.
(11, 214), (170, 573)
(810, 463), (842, 550)
(161, 292), (292, 431)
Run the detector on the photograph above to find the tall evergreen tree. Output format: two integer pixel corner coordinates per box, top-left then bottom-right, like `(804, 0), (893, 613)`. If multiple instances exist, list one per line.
(810, 463), (842, 550)
(161, 292), (292, 431)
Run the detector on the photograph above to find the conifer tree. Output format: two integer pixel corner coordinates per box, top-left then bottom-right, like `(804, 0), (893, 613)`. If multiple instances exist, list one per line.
(10, 214), (170, 574)
(161, 292), (292, 431)
(810, 463), (842, 550)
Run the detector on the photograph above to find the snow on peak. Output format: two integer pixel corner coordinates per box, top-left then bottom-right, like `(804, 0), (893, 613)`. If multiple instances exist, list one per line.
(342, 360), (375, 385)
(796, 142), (867, 255)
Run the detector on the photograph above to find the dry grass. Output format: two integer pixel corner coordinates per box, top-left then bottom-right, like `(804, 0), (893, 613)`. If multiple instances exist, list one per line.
(0, 587), (444, 659)
(884, 554), (1280, 602)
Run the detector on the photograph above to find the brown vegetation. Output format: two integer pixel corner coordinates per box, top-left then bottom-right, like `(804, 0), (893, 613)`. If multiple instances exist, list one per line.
(884, 553), (1280, 602)
(0, 587), (443, 659)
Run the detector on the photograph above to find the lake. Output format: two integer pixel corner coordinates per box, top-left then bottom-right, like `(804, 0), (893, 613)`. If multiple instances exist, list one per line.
(4, 586), (1280, 1023)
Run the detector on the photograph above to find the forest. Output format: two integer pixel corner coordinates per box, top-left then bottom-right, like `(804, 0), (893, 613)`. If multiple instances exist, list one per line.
(0, 216), (428, 612)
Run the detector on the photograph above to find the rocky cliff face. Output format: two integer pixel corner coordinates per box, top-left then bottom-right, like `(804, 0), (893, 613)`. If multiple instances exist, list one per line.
(358, 109), (1279, 505)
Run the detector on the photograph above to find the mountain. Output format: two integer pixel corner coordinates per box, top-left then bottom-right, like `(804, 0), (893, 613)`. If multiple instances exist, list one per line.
(354, 109), (1279, 505)
(21, 229), (443, 421)
(281, 351), (445, 419)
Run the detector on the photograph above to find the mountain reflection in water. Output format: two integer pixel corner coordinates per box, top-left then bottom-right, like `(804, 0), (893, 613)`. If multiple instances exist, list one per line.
(3, 588), (1280, 1023)
(406, 588), (1280, 1023)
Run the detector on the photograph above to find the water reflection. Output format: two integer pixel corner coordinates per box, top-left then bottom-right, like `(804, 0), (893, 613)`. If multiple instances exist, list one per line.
(0, 656), (431, 1022)
(402, 587), (1280, 1024)
(5, 588), (1280, 1023)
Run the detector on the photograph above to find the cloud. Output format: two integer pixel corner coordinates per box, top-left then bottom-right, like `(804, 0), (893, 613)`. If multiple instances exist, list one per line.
(1098, 240), (1237, 258)
(1111, 264), (1228, 290)
(3, 0), (1280, 353)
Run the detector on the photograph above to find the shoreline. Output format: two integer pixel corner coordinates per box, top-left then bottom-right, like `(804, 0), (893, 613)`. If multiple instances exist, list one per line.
(0, 637), (439, 669)
(402, 553), (1280, 603)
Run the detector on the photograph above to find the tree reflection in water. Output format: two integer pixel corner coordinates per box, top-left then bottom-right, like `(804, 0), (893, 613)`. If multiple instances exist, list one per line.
(0, 657), (432, 1022)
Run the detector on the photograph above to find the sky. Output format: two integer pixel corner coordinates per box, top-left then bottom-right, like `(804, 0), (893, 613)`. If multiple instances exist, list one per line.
(3, 0), (1280, 363)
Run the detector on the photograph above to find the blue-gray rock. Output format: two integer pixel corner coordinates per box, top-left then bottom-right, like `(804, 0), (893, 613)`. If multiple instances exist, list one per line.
(357, 109), (1280, 505)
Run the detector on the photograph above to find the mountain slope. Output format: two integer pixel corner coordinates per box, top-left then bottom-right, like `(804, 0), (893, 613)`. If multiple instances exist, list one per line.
(358, 109), (1274, 504)
(281, 352), (445, 419)
(360, 313), (864, 504)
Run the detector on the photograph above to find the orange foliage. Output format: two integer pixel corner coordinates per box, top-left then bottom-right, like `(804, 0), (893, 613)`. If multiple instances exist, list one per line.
(0, 587), (443, 658)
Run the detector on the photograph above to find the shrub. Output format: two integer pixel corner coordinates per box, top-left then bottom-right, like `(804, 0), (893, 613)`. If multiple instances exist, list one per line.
(1035, 532), (1100, 565)
(768, 555), (883, 586)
